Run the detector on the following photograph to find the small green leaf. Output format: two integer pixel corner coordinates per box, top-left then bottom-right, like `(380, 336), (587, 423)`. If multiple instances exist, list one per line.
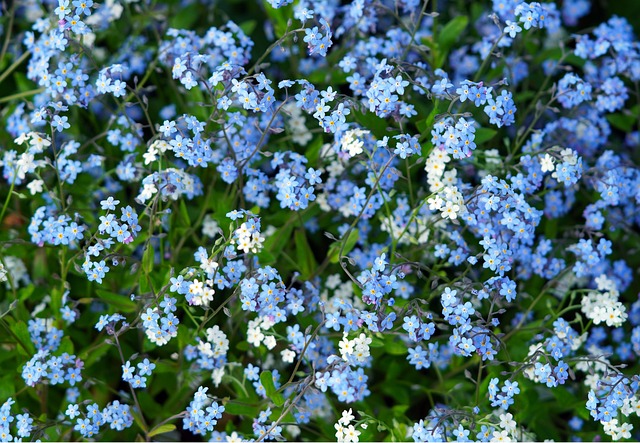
(260, 371), (285, 407)
(148, 424), (176, 438)
(142, 244), (154, 275)
(383, 338), (406, 356)
(295, 229), (317, 280)
(606, 113), (635, 132)
(239, 20), (257, 36)
(81, 341), (111, 367)
(305, 136), (324, 164)
(131, 407), (148, 434)
(57, 336), (74, 355)
(263, 221), (294, 262)
(0, 374), (15, 400)
(224, 402), (260, 416)
(178, 199), (191, 226)
(9, 320), (35, 356)
(437, 16), (469, 54)
(169, 3), (200, 29)
(474, 127), (498, 145)
(95, 289), (137, 312)
(328, 229), (359, 264)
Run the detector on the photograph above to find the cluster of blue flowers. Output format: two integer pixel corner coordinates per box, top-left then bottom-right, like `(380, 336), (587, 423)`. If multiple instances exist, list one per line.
(5, 0), (640, 441)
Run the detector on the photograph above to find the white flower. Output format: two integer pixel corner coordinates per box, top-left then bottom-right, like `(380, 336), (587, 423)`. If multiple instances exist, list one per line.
(339, 334), (354, 359)
(540, 153), (555, 172)
(212, 367), (224, 387)
(247, 328), (265, 347)
(263, 335), (276, 350)
(441, 200), (461, 220)
(143, 146), (158, 165)
(499, 412), (516, 433)
(560, 147), (578, 165)
(340, 129), (369, 157)
(14, 133), (29, 145)
(491, 429), (513, 442)
(428, 195), (444, 211)
(619, 422), (633, 439)
(339, 409), (355, 426)
(281, 349), (296, 363)
(202, 214), (219, 238)
(226, 431), (243, 443)
(27, 179), (44, 195)
(343, 424), (361, 443)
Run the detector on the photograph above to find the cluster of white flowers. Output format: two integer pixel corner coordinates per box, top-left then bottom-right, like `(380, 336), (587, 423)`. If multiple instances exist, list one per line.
(581, 274), (627, 327)
(246, 316), (277, 349)
(11, 132), (48, 188)
(231, 222), (265, 254)
(334, 409), (363, 443)
(340, 129), (369, 157)
(284, 103), (312, 146)
(488, 412), (517, 442)
(198, 325), (229, 359)
(338, 332), (372, 364)
(603, 418), (634, 440)
(143, 139), (169, 165)
(424, 148), (466, 220)
(188, 278), (216, 306)
(196, 326), (229, 386)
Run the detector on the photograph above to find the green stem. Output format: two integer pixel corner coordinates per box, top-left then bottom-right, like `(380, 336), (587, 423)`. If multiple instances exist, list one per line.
(0, 87), (45, 105)
(0, 172), (16, 225)
(0, 50), (31, 85)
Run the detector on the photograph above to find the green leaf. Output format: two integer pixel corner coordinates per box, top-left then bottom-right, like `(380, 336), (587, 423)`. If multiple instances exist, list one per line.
(148, 424), (176, 438)
(224, 402), (261, 416)
(438, 16), (469, 50)
(95, 289), (138, 312)
(350, 108), (390, 139)
(305, 136), (324, 164)
(239, 20), (257, 36)
(178, 199), (191, 226)
(0, 374), (15, 400)
(57, 336), (74, 355)
(294, 229), (318, 280)
(435, 16), (469, 67)
(383, 338), (406, 356)
(81, 341), (111, 368)
(328, 229), (359, 264)
(169, 3), (200, 29)
(419, 100), (442, 153)
(9, 320), (35, 356)
(606, 113), (635, 132)
(131, 407), (148, 434)
(17, 285), (35, 303)
(260, 371), (285, 407)
(142, 244), (154, 275)
(263, 220), (294, 263)
(474, 127), (498, 145)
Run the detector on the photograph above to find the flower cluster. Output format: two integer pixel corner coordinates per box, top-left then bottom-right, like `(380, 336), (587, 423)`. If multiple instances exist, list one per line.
(4, 0), (640, 441)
